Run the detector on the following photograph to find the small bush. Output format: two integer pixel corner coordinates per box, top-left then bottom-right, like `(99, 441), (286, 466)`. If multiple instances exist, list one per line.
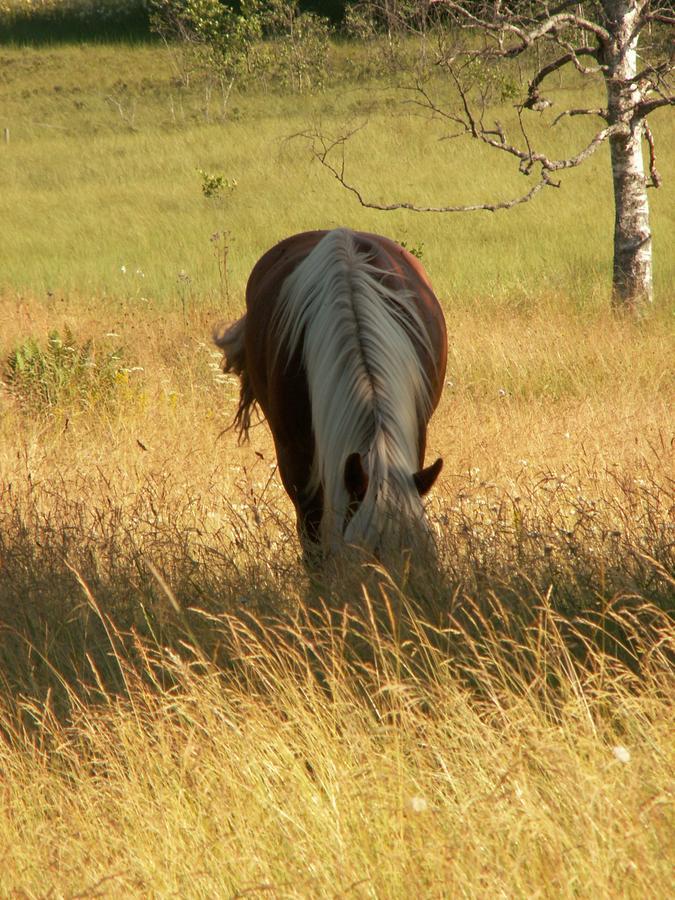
(4, 326), (130, 413)
(151, 0), (331, 94)
(399, 239), (425, 260)
(197, 168), (237, 202)
(258, 1), (331, 92)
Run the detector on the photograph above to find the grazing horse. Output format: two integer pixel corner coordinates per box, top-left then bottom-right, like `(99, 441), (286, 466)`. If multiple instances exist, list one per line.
(215, 228), (447, 561)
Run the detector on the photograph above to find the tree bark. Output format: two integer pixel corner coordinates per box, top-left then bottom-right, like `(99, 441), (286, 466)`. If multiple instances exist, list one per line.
(602, 0), (653, 313)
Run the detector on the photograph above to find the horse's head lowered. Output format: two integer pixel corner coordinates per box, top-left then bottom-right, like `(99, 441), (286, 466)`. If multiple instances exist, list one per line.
(340, 451), (443, 555)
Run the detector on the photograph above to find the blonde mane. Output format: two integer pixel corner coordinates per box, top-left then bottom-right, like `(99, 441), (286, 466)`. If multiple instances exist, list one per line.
(273, 228), (434, 551)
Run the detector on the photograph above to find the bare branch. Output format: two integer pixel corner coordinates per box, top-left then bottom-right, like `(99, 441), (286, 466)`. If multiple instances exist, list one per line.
(521, 46), (600, 111)
(643, 120), (663, 188)
(403, 83), (468, 132)
(636, 95), (675, 118)
(301, 73), (626, 220)
(303, 126), (558, 214)
(550, 36), (605, 75)
(552, 107), (609, 125)
(633, 58), (674, 91)
(434, 3), (612, 59)
(440, 68), (626, 175)
(526, 47), (599, 100)
(491, 121), (627, 173)
(447, 64), (479, 137)
(645, 13), (675, 26)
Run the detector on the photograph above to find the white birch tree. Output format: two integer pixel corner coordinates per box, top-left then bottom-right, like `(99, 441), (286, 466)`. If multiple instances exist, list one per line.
(311, 1), (674, 314)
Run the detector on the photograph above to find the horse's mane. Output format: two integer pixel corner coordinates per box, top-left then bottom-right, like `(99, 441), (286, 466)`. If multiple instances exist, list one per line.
(273, 228), (433, 550)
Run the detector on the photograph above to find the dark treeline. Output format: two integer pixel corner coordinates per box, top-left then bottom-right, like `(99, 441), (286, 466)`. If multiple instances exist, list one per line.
(0, 1), (569, 47)
(0, 0), (471, 46)
(0, 0), (155, 44)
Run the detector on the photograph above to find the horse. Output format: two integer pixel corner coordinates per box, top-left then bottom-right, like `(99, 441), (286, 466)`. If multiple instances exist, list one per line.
(215, 228), (447, 563)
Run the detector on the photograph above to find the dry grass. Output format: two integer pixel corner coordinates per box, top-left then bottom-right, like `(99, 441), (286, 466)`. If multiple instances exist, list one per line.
(0, 566), (672, 897)
(2, 610), (673, 896)
(0, 289), (672, 896)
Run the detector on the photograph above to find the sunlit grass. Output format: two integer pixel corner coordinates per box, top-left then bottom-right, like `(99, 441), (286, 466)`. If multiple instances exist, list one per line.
(0, 577), (672, 896)
(0, 42), (673, 305)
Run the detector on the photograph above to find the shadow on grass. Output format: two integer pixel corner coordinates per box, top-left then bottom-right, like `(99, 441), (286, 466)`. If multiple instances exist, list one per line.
(0, 459), (672, 739)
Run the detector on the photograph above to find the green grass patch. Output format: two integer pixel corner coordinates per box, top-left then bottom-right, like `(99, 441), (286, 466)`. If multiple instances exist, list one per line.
(0, 41), (672, 309)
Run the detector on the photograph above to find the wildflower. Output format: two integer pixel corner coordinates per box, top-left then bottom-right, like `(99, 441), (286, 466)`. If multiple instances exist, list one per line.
(406, 795), (428, 813)
(120, 265), (127, 274)
(612, 745), (631, 764)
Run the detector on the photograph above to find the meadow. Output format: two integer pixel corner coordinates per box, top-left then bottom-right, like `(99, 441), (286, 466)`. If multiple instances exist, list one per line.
(0, 32), (673, 898)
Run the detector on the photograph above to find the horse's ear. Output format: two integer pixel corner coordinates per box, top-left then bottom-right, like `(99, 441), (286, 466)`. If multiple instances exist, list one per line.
(344, 452), (369, 502)
(413, 457), (443, 496)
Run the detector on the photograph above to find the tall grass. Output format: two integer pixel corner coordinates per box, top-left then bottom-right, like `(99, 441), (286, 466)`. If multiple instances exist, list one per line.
(1, 298), (671, 706)
(1, 310), (673, 899)
(0, 537), (673, 895)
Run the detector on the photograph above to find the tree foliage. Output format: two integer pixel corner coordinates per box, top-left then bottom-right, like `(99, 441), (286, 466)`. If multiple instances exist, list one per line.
(151, 0), (331, 93)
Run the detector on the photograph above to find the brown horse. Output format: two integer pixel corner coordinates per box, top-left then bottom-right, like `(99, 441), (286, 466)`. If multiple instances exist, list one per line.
(215, 228), (447, 561)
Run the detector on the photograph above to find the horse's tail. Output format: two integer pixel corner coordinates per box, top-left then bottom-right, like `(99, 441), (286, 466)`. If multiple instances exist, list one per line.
(213, 317), (256, 441)
(273, 228), (432, 549)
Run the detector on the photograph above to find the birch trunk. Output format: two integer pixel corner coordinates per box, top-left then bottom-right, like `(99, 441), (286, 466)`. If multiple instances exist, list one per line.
(602, 0), (653, 313)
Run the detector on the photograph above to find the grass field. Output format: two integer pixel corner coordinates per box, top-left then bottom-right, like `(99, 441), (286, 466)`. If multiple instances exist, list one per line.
(0, 35), (673, 898)
(1, 41), (673, 306)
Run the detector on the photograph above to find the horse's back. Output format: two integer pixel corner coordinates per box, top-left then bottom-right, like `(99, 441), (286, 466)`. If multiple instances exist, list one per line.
(245, 228), (446, 408)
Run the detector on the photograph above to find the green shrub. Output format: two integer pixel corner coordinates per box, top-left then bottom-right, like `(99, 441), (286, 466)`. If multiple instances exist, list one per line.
(4, 326), (130, 413)
(197, 168), (238, 202)
(151, 0), (331, 94)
